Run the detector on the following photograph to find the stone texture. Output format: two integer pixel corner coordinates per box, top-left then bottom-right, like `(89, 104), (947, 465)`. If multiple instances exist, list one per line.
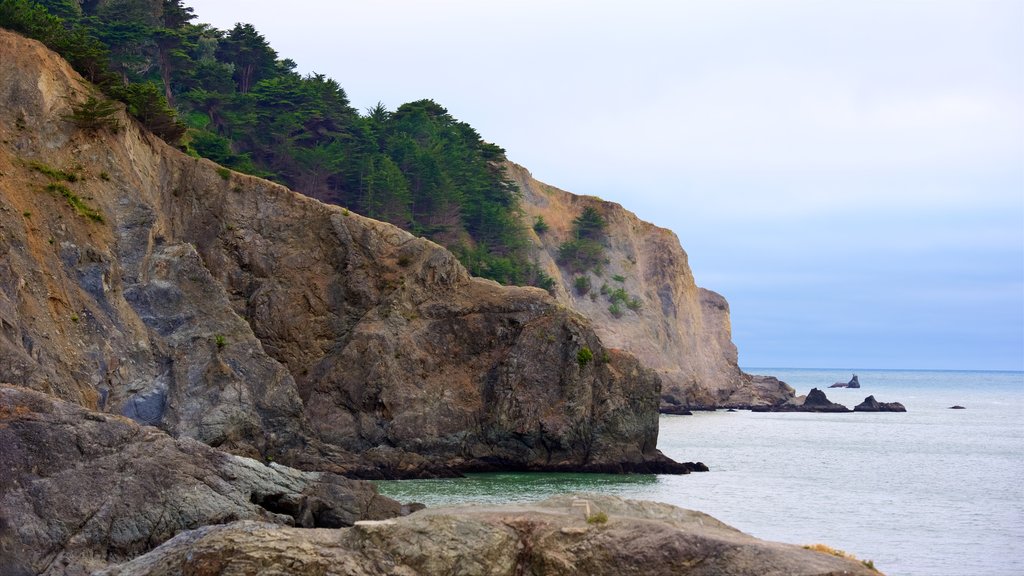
(0, 29), (694, 476)
(853, 395), (906, 412)
(96, 495), (880, 576)
(0, 385), (402, 576)
(752, 388), (850, 412)
(508, 163), (791, 409)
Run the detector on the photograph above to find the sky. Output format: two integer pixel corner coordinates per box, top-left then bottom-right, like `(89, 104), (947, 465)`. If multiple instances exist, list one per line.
(187, 0), (1024, 371)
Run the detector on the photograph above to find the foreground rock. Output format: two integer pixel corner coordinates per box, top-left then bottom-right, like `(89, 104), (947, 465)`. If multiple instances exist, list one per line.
(752, 388), (851, 413)
(854, 395), (907, 412)
(97, 495), (879, 576)
(0, 386), (403, 575)
(0, 29), (694, 477)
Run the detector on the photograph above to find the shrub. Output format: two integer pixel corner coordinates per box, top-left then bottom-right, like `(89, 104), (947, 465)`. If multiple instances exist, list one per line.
(214, 335), (226, 349)
(557, 239), (604, 273)
(608, 288), (629, 304)
(626, 296), (643, 312)
(99, 171), (110, 181)
(608, 302), (624, 318)
(612, 274), (626, 283)
(577, 346), (593, 368)
(574, 275), (591, 295)
(62, 94), (121, 134)
(586, 511), (608, 524)
(216, 166), (232, 180)
(533, 215), (549, 233)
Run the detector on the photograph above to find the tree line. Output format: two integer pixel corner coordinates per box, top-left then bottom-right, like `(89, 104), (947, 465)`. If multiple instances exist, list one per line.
(0, 0), (553, 289)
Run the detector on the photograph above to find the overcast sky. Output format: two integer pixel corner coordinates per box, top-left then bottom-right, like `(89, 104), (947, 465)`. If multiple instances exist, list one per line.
(188, 0), (1024, 371)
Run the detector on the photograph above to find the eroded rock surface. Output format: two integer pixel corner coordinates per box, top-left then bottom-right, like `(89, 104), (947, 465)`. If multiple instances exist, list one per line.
(0, 29), (693, 477)
(508, 163), (791, 409)
(96, 495), (880, 576)
(854, 395), (906, 412)
(0, 386), (402, 576)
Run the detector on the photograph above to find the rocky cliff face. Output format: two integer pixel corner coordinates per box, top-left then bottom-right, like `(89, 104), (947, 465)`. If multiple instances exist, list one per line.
(508, 164), (792, 408)
(0, 386), (404, 575)
(0, 29), (694, 477)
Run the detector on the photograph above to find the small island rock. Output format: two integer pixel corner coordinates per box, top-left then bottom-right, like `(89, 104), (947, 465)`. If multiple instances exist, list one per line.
(853, 395), (907, 412)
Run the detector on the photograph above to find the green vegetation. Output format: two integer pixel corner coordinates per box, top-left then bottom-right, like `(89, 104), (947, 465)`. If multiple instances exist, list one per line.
(99, 171), (110, 181)
(29, 160), (76, 182)
(573, 275), (591, 295)
(45, 182), (103, 222)
(215, 166), (231, 180)
(532, 215), (548, 233)
(557, 206), (607, 274)
(214, 334), (226, 349)
(586, 511), (608, 524)
(1, 0), (548, 290)
(577, 346), (593, 368)
(62, 93), (120, 133)
(612, 274), (625, 283)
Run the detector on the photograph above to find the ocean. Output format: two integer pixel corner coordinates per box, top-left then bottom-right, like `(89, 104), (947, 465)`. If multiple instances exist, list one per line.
(375, 368), (1024, 576)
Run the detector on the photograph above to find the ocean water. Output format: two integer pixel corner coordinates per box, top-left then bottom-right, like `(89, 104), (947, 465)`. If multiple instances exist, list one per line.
(376, 369), (1024, 576)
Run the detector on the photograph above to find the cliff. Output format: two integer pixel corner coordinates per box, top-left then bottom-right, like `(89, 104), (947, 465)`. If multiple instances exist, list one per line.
(508, 164), (793, 408)
(0, 29), (695, 477)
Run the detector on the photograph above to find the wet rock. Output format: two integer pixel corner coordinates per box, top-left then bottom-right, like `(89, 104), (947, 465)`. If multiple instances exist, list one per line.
(751, 388), (850, 412)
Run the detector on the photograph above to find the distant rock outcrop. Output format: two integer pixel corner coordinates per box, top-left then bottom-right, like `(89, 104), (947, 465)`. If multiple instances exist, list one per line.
(508, 163), (793, 410)
(0, 386), (403, 575)
(0, 29), (695, 478)
(95, 495), (880, 576)
(854, 395), (907, 412)
(950, 405), (966, 409)
(830, 374), (861, 388)
(752, 388), (851, 412)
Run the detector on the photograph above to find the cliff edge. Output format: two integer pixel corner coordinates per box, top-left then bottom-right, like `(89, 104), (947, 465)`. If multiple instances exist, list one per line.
(508, 164), (792, 408)
(0, 29), (695, 477)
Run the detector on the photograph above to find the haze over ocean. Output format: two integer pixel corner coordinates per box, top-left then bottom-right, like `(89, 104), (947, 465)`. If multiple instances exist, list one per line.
(378, 368), (1024, 576)
(187, 0), (1024, 371)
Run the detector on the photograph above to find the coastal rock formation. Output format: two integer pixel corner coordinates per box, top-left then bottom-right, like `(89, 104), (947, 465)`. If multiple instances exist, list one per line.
(752, 388), (851, 413)
(0, 29), (694, 477)
(507, 163), (792, 409)
(830, 374), (861, 388)
(950, 405), (966, 409)
(96, 495), (879, 576)
(854, 395), (907, 412)
(0, 386), (403, 576)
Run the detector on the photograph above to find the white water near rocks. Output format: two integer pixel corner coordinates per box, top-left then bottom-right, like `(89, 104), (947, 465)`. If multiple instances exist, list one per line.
(376, 369), (1024, 576)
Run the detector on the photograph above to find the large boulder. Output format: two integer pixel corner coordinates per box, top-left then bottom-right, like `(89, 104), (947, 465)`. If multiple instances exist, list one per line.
(0, 386), (402, 576)
(96, 495), (880, 576)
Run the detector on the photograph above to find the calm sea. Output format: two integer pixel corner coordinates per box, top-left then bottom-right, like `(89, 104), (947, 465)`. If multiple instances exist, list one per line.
(376, 368), (1024, 576)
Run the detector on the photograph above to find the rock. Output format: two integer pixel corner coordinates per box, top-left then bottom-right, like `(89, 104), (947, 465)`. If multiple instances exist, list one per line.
(950, 405), (966, 409)
(507, 164), (795, 409)
(0, 29), (698, 477)
(853, 395), (906, 412)
(95, 495), (879, 576)
(751, 388), (850, 412)
(0, 386), (403, 575)
(830, 374), (860, 388)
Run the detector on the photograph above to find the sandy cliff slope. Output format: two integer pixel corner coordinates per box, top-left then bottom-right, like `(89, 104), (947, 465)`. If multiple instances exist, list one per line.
(508, 163), (793, 408)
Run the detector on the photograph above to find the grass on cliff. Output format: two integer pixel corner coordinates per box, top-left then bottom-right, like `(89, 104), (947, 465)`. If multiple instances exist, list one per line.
(45, 183), (103, 223)
(803, 544), (881, 573)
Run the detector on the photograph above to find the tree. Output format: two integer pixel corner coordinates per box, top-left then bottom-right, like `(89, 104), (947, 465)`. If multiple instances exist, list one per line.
(217, 23), (277, 93)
